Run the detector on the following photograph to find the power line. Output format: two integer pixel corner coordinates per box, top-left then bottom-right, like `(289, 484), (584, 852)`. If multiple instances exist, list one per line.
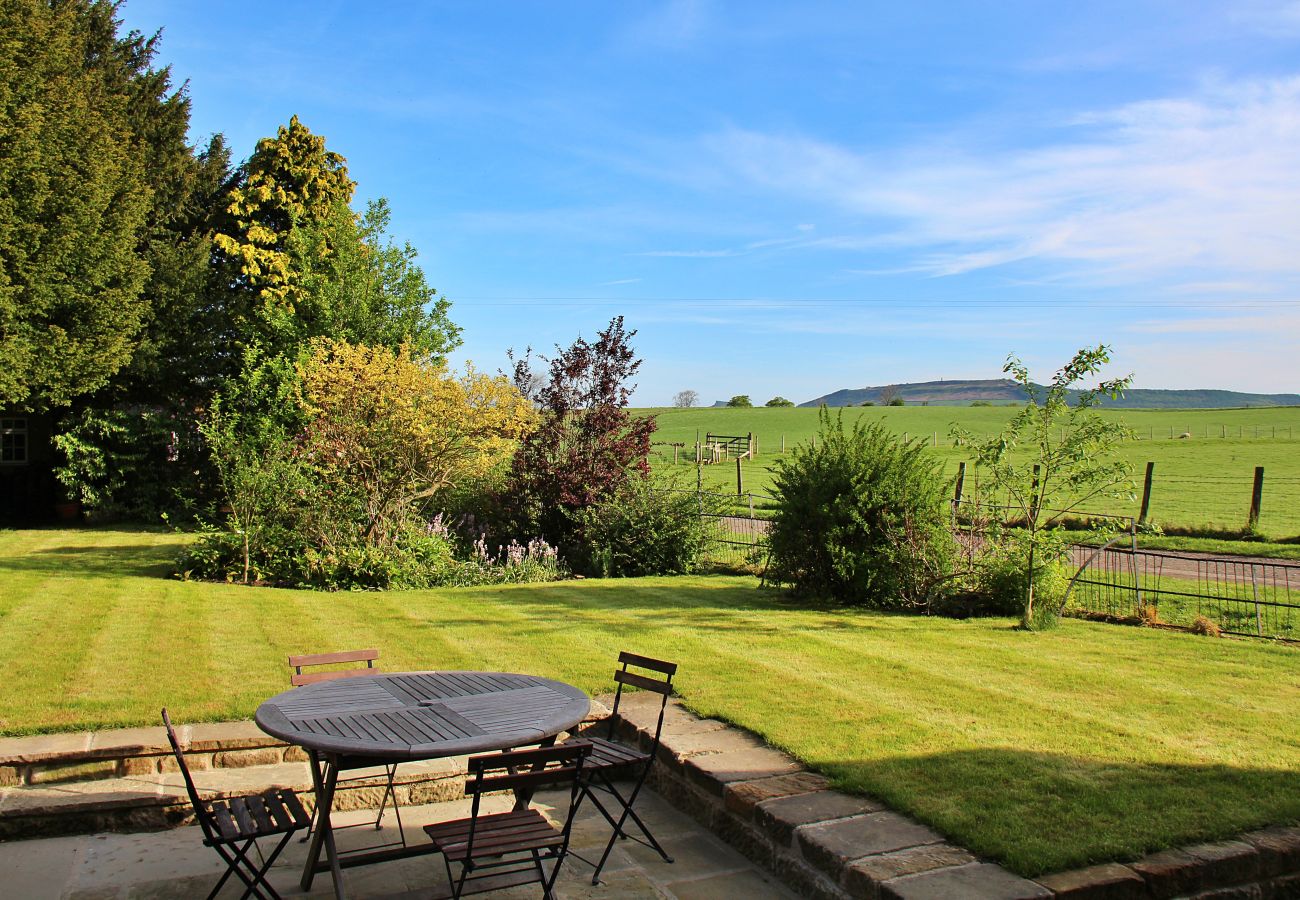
(451, 295), (1300, 309)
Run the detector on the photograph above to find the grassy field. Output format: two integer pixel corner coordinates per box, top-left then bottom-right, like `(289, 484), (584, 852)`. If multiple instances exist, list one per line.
(643, 406), (1300, 540)
(2, 527), (1297, 876)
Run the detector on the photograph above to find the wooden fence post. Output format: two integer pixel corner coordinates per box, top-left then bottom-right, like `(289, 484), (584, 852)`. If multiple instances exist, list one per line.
(736, 456), (744, 496)
(1138, 462), (1155, 525)
(781, 434), (785, 453)
(953, 461), (966, 510)
(1248, 466), (1264, 531)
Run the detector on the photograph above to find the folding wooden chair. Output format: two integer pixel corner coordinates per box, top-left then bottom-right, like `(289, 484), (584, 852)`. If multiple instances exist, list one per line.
(424, 743), (591, 899)
(162, 708), (310, 900)
(289, 649), (404, 852)
(563, 651), (677, 884)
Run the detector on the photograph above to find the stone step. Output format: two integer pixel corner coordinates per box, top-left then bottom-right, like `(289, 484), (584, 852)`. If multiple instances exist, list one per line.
(0, 700), (612, 791)
(0, 701), (613, 841)
(0, 721), (299, 788)
(0, 756), (469, 841)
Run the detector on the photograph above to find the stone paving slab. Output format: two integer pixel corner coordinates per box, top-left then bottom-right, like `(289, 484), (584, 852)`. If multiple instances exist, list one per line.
(684, 747), (803, 795)
(0, 732), (93, 765)
(755, 789), (885, 846)
(798, 811), (945, 879)
(0, 787), (796, 899)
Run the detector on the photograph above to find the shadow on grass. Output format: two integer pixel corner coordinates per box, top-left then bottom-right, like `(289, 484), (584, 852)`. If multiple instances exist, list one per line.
(819, 747), (1300, 878)
(423, 577), (915, 635)
(0, 532), (187, 579)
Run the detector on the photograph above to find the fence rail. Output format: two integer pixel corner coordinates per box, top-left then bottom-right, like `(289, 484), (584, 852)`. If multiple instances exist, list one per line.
(1065, 545), (1300, 640)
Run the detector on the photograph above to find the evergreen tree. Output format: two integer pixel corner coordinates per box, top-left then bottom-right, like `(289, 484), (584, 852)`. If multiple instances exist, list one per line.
(0, 0), (154, 409)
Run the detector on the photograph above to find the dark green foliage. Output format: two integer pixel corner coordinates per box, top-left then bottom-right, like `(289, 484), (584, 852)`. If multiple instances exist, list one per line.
(765, 396), (795, 407)
(888, 397), (906, 406)
(767, 410), (954, 607)
(576, 480), (714, 577)
(0, 0), (153, 409)
(727, 395), (753, 407)
(51, 406), (202, 520)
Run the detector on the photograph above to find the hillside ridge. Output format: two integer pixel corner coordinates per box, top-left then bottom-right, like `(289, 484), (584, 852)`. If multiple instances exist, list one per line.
(797, 379), (1300, 409)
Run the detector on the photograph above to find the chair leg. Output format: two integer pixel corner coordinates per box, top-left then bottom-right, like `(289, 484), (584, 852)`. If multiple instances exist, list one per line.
(531, 848), (552, 899)
(211, 838), (279, 900)
(586, 771), (672, 885)
(604, 776), (673, 863)
(235, 833), (294, 900)
(377, 764), (406, 847)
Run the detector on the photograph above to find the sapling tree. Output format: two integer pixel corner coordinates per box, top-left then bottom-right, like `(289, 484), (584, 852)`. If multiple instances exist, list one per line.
(955, 345), (1133, 628)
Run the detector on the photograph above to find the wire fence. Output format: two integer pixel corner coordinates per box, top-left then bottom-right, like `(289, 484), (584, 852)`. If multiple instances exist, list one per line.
(1065, 545), (1300, 640)
(674, 490), (1300, 640)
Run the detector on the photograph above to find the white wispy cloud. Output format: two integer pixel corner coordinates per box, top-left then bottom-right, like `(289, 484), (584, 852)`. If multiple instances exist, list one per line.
(702, 76), (1300, 291)
(1125, 310), (1300, 335)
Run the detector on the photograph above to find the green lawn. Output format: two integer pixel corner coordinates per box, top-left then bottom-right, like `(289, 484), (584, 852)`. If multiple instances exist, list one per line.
(644, 406), (1300, 540)
(2, 528), (1297, 876)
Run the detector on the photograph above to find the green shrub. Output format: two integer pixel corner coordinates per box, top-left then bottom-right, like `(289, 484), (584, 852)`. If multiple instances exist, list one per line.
(974, 530), (1069, 627)
(575, 478), (714, 577)
(178, 526), (310, 586)
(767, 410), (954, 607)
(300, 528), (458, 590)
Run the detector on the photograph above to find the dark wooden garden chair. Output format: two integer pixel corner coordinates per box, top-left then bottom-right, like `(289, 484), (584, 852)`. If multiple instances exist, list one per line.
(424, 742), (592, 899)
(162, 708), (310, 900)
(562, 651), (677, 884)
(289, 649), (404, 852)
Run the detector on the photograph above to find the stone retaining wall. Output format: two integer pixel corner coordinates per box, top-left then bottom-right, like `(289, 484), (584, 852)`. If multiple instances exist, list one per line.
(0, 721), (299, 787)
(595, 694), (1300, 900)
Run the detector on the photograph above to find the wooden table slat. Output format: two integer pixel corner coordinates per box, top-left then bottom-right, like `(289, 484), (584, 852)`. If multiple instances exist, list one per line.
(256, 672), (589, 762)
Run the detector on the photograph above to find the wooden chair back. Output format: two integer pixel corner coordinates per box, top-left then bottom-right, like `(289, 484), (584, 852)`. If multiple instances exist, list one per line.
(461, 742), (592, 860)
(606, 651), (676, 751)
(161, 708), (217, 844)
(288, 648), (380, 686)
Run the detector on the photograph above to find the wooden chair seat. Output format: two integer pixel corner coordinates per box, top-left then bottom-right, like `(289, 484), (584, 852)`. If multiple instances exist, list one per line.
(564, 735), (648, 771)
(425, 808), (563, 863)
(422, 743), (590, 898)
(205, 790), (311, 846)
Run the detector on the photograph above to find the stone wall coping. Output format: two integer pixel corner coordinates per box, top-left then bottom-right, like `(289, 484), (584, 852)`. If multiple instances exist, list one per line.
(623, 698), (1300, 900)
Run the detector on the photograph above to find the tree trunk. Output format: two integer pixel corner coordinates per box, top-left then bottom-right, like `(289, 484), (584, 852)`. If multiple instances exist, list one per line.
(1023, 538), (1036, 628)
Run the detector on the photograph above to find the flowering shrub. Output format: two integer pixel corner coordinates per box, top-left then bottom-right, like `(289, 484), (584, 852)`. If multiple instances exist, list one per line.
(180, 515), (566, 590)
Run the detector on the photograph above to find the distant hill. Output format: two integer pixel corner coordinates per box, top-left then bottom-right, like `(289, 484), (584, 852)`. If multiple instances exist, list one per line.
(799, 379), (1300, 409)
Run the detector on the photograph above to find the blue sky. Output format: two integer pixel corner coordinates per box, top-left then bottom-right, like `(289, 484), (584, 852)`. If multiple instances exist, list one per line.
(120, 1), (1300, 405)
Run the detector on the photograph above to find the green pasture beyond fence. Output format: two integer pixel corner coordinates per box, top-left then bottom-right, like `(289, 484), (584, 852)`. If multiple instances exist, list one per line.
(644, 406), (1300, 539)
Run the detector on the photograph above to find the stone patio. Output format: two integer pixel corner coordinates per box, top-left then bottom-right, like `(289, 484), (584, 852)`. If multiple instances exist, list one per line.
(0, 786), (797, 899)
(4, 699), (1300, 898)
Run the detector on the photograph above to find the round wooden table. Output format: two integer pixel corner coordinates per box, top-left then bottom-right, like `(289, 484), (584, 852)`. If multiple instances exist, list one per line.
(255, 671), (590, 899)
